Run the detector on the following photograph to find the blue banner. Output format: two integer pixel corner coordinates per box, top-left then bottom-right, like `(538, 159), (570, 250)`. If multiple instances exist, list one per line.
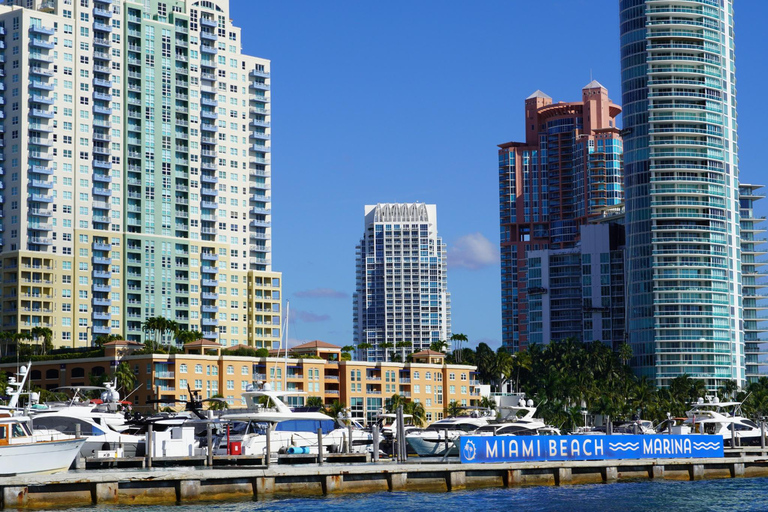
(459, 435), (723, 463)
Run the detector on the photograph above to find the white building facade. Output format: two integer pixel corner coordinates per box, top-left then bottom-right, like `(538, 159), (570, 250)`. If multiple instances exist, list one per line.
(354, 203), (451, 362)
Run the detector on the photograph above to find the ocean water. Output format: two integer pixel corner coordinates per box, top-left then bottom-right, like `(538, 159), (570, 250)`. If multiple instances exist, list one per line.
(60, 477), (768, 512)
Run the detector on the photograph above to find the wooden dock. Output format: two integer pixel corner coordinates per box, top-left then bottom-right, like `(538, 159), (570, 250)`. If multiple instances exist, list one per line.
(2, 452), (768, 509)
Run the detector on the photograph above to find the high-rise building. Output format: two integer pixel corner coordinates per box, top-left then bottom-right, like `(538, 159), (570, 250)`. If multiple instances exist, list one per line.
(498, 83), (623, 351)
(353, 203), (451, 362)
(527, 222), (626, 348)
(0, 0), (281, 349)
(620, 0), (744, 388)
(738, 184), (767, 383)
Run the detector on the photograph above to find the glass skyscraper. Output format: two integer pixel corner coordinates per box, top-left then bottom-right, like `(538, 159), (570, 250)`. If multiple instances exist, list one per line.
(620, 0), (743, 388)
(498, 84), (623, 351)
(353, 203), (451, 362)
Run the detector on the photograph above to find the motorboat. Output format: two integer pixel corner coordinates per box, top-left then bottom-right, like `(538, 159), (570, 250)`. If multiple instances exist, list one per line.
(405, 416), (490, 456)
(29, 382), (145, 458)
(681, 396), (763, 445)
(476, 396), (561, 437)
(0, 365), (85, 475)
(221, 383), (371, 457)
(0, 413), (86, 476)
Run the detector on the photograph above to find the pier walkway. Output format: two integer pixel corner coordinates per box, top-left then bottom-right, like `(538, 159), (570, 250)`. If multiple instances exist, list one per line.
(2, 451), (768, 509)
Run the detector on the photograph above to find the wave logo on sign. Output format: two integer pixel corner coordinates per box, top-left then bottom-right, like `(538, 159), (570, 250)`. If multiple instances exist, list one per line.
(691, 441), (722, 451)
(607, 441), (640, 452)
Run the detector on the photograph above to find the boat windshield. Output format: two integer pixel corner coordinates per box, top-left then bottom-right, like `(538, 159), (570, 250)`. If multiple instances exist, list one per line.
(274, 419), (336, 435)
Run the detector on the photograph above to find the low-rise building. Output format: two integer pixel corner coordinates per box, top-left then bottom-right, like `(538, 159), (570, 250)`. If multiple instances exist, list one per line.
(1, 340), (478, 424)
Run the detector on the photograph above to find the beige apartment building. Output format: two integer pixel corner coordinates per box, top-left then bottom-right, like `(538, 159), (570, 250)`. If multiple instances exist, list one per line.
(0, 340), (479, 424)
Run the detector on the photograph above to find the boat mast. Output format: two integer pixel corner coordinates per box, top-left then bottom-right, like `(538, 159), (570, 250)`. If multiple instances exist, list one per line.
(283, 300), (289, 393)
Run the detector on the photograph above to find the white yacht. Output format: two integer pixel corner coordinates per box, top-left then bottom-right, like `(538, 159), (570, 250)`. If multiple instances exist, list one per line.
(681, 395), (762, 445)
(221, 383), (371, 457)
(405, 416), (490, 456)
(0, 365), (85, 475)
(30, 383), (145, 457)
(473, 398), (560, 437)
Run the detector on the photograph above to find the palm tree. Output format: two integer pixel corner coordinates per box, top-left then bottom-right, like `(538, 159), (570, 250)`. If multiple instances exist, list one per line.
(164, 320), (180, 347)
(176, 330), (203, 345)
(450, 333), (469, 362)
(30, 326), (52, 355)
(395, 341), (412, 361)
(323, 400), (346, 419)
(387, 393), (407, 413)
(0, 331), (13, 357)
(617, 342), (633, 366)
(718, 379), (738, 401)
(207, 394), (229, 410)
(142, 317), (161, 352)
(306, 396), (323, 408)
(404, 401), (426, 427)
(380, 342), (394, 362)
(113, 362), (136, 392)
(430, 340), (448, 353)
(445, 400), (463, 418)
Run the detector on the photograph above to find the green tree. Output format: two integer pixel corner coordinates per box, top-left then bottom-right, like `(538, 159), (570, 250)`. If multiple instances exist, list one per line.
(176, 330), (203, 345)
(207, 394), (229, 410)
(617, 342), (633, 366)
(404, 400), (426, 427)
(450, 333), (469, 363)
(380, 342), (394, 362)
(445, 400), (463, 417)
(113, 362), (136, 392)
(306, 396), (323, 408)
(323, 400), (346, 419)
(430, 340), (448, 353)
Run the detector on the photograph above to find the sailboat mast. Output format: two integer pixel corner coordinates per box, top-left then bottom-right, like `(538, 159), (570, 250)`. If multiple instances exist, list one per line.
(283, 300), (289, 392)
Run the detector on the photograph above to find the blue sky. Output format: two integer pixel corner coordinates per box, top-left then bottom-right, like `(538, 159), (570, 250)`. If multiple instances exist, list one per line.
(232, 0), (768, 350)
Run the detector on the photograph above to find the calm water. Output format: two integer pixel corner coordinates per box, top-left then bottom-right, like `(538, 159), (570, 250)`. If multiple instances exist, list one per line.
(59, 477), (768, 512)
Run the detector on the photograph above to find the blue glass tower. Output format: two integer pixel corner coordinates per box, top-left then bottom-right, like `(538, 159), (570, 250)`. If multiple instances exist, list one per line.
(620, 0), (743, 388)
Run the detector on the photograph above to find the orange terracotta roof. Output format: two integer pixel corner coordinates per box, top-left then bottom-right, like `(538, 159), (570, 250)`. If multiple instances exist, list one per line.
(103, 339), (143, 346)
(411, 349), (446, 357)
(291, 340), (341, 350)
(184, 339), (222, 347)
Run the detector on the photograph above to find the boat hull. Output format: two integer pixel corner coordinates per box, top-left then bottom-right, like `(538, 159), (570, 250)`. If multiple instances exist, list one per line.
(0, 438), (85, 477)
(406, 434), (456, 457)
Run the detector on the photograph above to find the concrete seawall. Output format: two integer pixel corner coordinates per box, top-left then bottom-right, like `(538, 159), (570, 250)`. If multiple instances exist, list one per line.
(2, 456), (768, 509)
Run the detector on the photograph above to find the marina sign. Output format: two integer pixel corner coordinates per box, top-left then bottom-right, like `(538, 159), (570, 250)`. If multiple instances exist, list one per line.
(459, 435), (724, 463)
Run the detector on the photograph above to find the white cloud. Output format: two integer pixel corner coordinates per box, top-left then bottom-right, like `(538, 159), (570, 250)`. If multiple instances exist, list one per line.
(448, 232), (498, 270)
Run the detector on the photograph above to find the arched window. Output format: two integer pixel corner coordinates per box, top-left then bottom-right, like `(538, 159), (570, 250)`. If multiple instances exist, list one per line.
(71, 367), (85, 378)
(31, 370), (42, 380)
(45, 369), (59, 379)
(91, 366), (105, 377)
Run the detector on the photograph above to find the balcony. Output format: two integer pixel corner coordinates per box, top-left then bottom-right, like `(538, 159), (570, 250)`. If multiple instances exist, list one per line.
(29, 25), (55, 35)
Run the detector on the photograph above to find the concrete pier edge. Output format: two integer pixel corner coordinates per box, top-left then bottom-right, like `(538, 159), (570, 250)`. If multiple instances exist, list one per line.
(0, 456), (764, 509)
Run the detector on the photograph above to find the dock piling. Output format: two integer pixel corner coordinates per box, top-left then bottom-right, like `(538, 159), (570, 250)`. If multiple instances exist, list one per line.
(317, 428), (324, 466)
(372, 425), (379, 463)
(146, 424), (153, 469)
(206, 422), (213, 466)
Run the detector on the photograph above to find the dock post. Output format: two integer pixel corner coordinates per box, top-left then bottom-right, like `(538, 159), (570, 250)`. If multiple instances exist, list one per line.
(265, 424), (271, 467)
(444, 428), (449, 454)
(74, 424), (82, 469)
(372, 425), (380, 463)
(761, 421), (766, 450)
(317, 428), (324, 466)
(731, 422), (736, 449)
(347, 424), (353, 453)
(146, 423), (153, 469)
(206, 422), (213, 466)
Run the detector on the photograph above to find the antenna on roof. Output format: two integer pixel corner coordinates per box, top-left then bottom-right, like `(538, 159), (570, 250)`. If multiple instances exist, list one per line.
(590, 69), (593, 82)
